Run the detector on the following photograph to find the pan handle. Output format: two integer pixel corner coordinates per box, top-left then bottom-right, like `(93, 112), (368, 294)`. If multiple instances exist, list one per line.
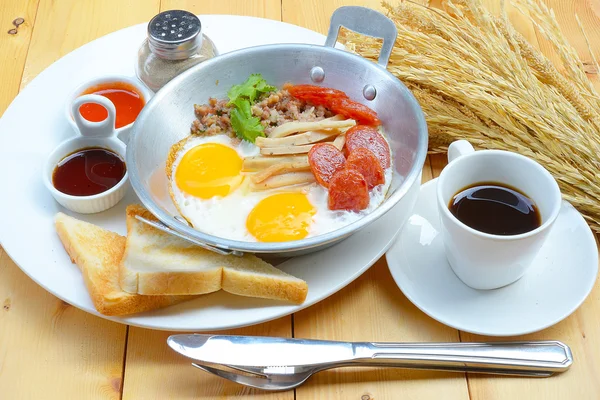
(325, 6), (397, 68)
(134, 215), (245, 257)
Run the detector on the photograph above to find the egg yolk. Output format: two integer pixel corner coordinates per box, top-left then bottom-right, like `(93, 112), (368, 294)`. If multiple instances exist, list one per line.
(246, 193), (316, 242)
(175, 143), (243, 199)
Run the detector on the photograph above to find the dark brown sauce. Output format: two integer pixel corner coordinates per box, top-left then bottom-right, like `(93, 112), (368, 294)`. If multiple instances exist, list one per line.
(52, 148), (126, 196)
(449, 182), (541, 236)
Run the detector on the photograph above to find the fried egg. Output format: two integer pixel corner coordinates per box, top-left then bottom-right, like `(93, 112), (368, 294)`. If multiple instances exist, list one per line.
(168, 134), (393, 242)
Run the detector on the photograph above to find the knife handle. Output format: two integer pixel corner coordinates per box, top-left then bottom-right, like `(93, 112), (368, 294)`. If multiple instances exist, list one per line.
(353, 341), (573, 376)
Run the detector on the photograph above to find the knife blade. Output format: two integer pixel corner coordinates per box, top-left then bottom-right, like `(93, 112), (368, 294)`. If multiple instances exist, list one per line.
(167, 334), (355, 367)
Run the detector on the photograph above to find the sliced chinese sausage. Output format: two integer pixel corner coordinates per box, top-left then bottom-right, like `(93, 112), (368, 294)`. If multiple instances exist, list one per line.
(345, 125), (391, 169)
(287, 85), (347, 100)
(329, 97), (380, 126)
(346, 148), (385, 189)
(308, 143), (346, 188)
(287, 86), (346, 107)
(328, 168), (370, 211)
(287, 85), (380, 126)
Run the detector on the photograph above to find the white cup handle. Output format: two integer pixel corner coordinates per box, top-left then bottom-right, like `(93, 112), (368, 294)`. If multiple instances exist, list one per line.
(71, 94), (117, 138)
(448, 140), (475, 163)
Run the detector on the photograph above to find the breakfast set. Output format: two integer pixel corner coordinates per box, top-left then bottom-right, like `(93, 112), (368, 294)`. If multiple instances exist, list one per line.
(0, 5), (595, 390)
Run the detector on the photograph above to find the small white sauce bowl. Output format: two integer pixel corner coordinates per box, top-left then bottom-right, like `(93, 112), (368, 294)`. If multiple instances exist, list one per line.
(65, 75), (152, 144)
(45, 94), (129, 214)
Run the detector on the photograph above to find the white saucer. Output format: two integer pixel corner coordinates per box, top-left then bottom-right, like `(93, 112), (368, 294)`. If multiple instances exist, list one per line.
(386, 178), (598, 336)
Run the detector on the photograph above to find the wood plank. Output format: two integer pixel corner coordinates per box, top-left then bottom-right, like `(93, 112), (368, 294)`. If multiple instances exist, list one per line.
(20, 0), (159, 89)
(122, 319), (292, 400)
(282, 0), (382, 34)
(422, 155), (434, 183)
(539, 0), (600, 90)
(461, 285), (600, 400)
(461, 2), (600, 399)
(293, 259), (469, 400)
(430, 153), (446, 178)
(161, 0), (281, 20)
(283, 1), (466, 399)
(0, 251), (127, 399)
(1, 1), (597, 400)
(120, 2), (291, 399)
(428, 3), (600, 400)
(0, 0), (160, 398)
(0, 0), (38, 114)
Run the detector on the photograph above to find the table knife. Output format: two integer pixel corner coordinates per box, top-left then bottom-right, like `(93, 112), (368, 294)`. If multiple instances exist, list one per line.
(167, 334), (573, 376)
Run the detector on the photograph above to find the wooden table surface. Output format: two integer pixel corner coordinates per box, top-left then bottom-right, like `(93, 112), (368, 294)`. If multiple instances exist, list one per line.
(1, 0), (599, 398)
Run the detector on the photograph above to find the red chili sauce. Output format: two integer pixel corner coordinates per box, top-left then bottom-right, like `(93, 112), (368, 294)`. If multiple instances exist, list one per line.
(52, 148), (126, 196)
(78, 82), (145, 128)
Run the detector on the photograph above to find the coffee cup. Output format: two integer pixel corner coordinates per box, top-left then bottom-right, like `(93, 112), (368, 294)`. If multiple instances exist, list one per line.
(437, 140), (562, 290)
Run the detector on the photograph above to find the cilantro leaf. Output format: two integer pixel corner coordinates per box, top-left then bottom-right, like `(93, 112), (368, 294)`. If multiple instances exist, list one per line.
(226, 74), (275, 143)
(227, 83), (255, 104)
(254, 79), (276, 98)
(232, 98), (253, 118)
(228, 74), (276, 104)
(230, 107), (265, 143)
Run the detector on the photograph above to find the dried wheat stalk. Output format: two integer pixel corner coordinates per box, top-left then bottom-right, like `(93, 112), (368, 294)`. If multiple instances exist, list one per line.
(341, 0), (600, 233)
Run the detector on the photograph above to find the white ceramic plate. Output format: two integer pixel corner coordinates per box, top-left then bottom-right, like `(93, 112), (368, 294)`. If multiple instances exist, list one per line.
(0, 16), (409, 331)
(386, 178), (598, 336)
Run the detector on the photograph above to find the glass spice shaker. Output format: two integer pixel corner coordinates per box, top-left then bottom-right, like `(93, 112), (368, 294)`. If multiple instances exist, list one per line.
(136, 10), (217, 92)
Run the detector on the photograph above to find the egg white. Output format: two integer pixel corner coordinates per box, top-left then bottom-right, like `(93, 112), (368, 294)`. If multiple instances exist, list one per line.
(170, 134), (393, 242)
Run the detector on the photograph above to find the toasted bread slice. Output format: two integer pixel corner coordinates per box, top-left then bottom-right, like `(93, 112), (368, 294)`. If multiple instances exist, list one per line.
(120, 205), (308, 304)
(55, 213), (196, 316)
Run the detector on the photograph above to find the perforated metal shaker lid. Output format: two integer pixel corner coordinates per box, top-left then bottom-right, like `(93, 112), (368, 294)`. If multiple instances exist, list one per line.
(147, 10), (202, 60)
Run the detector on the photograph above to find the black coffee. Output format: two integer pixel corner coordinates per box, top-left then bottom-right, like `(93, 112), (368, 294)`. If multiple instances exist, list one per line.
(449, 182), (541, 235)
